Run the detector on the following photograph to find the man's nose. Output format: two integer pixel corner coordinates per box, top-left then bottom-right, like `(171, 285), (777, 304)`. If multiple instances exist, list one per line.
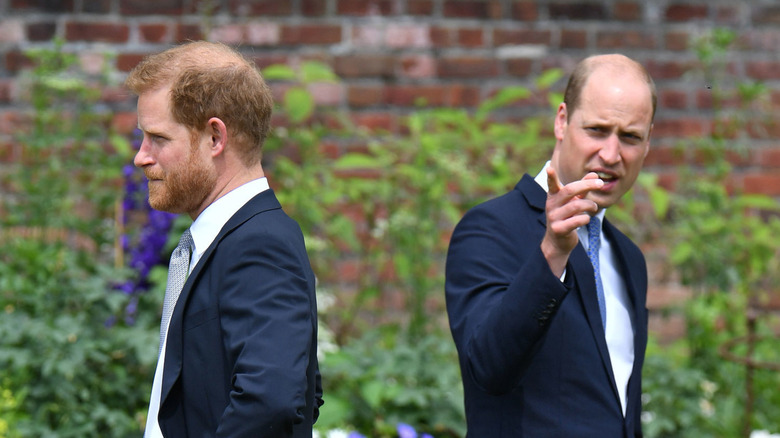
(599, 134), (621, 165)
(134, 139), (154, 168)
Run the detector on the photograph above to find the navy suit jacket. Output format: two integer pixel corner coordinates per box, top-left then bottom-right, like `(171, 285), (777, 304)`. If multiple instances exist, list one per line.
(445, 174), (648, 437)
(158, 189), (321, 437)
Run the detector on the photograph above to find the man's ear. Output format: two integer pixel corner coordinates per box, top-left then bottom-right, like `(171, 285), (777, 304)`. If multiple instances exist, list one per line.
(553, 103), (568, 141)
(207, 117), (228, 157)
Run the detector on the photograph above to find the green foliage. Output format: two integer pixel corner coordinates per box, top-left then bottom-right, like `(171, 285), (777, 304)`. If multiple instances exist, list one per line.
(263, 62), (564, 435)
(637, 28), (780, 437)
(0, 41), (156, 437)
(316, 328), (464, 438)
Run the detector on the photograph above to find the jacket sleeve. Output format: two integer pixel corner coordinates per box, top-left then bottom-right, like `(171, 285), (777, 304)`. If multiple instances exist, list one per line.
(445, 203), (572, 394)
(215, 226), (315, 437)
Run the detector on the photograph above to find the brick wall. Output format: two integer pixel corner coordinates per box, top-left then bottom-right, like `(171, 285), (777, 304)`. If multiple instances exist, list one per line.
(1, 0), (779, 341)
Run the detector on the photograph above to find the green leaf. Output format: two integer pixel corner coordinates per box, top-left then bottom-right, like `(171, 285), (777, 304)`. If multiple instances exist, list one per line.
(476, 86), (531, 119)
(334, 153), (385, 170)
(283, 87), (314, 123)
(535, 68), (564, 89)
(300, 61), (338, 83)
(261, 64), (297, 81)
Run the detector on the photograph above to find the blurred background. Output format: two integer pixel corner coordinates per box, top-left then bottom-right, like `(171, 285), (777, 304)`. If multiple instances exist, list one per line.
(0, 1), (779, 437)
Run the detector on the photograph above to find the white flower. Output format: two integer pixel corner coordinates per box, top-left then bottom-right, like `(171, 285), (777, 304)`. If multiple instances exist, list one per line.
(326, 429), (350, 438)
(751, 431), (780, 438)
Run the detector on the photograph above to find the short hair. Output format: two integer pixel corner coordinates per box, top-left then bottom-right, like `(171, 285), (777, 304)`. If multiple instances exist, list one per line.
(125, 41), (273, 165)
(563, 54), (657, 122)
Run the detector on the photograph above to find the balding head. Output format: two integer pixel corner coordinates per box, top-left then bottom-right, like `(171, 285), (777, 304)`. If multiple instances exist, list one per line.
(563, 54), (657, 122)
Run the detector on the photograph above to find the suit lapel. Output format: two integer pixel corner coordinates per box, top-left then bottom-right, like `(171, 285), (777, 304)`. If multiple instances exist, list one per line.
(159, 189), (283, 405)
(603, 219), (648, 413)
(518, 175), (621, 404)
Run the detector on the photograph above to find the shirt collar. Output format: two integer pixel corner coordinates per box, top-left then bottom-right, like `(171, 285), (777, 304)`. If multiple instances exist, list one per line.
(188, 177), (270, 258)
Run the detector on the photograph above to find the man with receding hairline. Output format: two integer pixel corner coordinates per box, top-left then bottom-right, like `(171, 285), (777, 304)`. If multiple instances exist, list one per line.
(445, 54), (654, 437)
(127, 41), (322, 437)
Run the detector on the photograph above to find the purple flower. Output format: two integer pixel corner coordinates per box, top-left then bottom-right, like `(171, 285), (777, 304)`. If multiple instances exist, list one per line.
(347, 433), (366, 438)
(397, 423), (417, 438)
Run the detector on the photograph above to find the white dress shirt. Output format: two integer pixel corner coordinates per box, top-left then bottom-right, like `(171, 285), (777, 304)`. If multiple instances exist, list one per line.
(534, 162), (635, 416)
(144, 177), (270, 438)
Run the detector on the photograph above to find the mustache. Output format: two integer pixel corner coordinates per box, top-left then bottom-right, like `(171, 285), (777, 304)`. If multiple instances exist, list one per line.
(143, 169), (163, 180)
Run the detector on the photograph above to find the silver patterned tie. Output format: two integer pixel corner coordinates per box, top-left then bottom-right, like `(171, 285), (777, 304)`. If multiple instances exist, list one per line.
(587, 216), (607, 331)
(159, 228), (193, 354)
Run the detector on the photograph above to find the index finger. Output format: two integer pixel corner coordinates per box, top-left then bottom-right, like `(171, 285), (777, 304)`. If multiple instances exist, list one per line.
(546, 166), (563, 195)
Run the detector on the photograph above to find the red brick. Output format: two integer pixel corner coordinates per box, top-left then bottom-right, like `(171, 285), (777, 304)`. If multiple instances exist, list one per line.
(494, 29), (552, 46)
(757, 148), (780, 167)
(742, 173), (780, 196)
(746, 61), (780, 80)
(301, 0), (327, 16)
(448, 84), (481, 107)
(664, 3), (708, 21)
(740, 30), (780, 52)
(351, 25), (383, 47)
(26, 22), (56, 41)
(10, 0), (74, 11)
(337, 0), (395, 15)
(387, 85), (447, 106)
(308, 83), (344, 106)
(230, 0), (293, 15)
(249, 54), (290, 70)
(351, 112), (397, 132)
(649, 312), (686, 344)
(458, 28), (484, 47)
(400, 55), (436, 79)
(695, 89), (740, 110)
(81, 0), (111, 13)
(596, 30), (655, 49)
(430, 26), (453, 47)
(652, 118), (707, 138)
(347, 85), (386, 107)
(512, 1), (539, 20)
(660, 89), (688, 109)
(614, 1), (641, 20)
(334, 54), (395, 78)
(4, 50), (33, 73)
(0, 80), (11, 103)
(549, 2), (607, 20)
(644, 145), (682, 166)
(665, 30), (690, 51)
(752, 5), (780, 25)
(210, 24), (246, 45)
(647, 283), (691, 310)
(506, 58), (533, 77)
(386, 24), (431, 48)
(715, 5), (739, 24)
(116, 53), (145, 72)
(443, 1), (495, 19)
(65, 22), (129, 43)
(408, 0), (434, 15)
(281, 25), (341, 45)
(175, 24), (203, 42)
(139, 24), (169, 43)
(120, 0), (184, 15)
(561, 29), (587, 49)
(438, 56), (500, 78)
(644, 59), (689, 80)
(111, 112), (138, 135)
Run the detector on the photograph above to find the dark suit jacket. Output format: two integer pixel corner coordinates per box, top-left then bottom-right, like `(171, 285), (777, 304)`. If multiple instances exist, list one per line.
(445, 174), (648, 437)
(158, 189), (321, 437)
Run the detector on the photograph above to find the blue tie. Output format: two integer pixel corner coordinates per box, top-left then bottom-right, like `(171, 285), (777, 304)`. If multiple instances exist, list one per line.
(587, 216), (607, 331)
